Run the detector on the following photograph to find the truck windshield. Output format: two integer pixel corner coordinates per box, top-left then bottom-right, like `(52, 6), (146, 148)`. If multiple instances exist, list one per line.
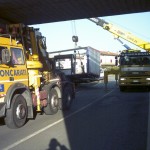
(11, 48), (24, 65)
(120, 55), (150, 65)
(55, 58), (71, 70)
(0, 46), (7, 64)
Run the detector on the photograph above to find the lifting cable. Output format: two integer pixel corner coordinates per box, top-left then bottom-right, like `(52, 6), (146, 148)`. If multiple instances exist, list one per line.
(71, 20), (78, 48)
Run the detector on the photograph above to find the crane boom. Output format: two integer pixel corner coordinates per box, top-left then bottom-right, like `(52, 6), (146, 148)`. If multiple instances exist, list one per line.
(88, 17), (150, 51)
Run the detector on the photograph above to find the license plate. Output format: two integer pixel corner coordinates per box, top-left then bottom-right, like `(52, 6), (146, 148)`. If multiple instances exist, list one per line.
(132, 72), (139, 74)
(133, 80), (139, 82)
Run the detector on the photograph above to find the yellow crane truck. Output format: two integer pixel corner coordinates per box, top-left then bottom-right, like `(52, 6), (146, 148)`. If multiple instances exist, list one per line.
(0, 23), (75, 129)
(119, 50), (150, 91)
(89, 17), (150, 91)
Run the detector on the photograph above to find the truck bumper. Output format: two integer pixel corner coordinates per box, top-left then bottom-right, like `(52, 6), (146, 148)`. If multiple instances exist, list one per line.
(119, 77), (150, 86)
(0, 103), (6, 117)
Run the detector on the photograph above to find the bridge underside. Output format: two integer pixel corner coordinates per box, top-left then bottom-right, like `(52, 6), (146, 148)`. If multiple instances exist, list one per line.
(0, 0), (150, 25)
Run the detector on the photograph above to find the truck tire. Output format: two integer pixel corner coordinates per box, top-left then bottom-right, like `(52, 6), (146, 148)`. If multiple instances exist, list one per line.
(119, 86), (125, 92)
(62, 87), (73, 110)
(5, 94), (27, 129)
(44, 88), (59, 115)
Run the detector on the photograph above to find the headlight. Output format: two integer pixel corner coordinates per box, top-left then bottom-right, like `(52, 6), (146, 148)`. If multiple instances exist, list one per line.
(120, 78), (126, 81)
(146, 78), (150, 80)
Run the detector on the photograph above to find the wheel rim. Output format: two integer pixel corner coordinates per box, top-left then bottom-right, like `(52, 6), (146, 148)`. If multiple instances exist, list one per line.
(16, 104), (26, 119)
(51, 95), (58, 108)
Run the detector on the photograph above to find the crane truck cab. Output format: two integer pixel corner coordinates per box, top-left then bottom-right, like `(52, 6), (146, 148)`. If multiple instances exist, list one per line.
(118, 50), (150, 91)
(89, 17), (150, 91)
(0, 24), (75, 129)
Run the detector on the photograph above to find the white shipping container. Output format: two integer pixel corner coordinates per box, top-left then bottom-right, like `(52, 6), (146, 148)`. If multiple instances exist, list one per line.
(49, 46), (101, 83)
(86, 47), (100, 76)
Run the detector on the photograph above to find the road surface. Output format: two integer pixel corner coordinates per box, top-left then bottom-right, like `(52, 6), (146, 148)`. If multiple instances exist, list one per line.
(0, 75), (149, 150)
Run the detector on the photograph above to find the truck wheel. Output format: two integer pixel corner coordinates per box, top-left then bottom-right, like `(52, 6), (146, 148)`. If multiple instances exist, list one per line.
(119, 86), (125, 92)
(44, 88), (59, 115)
(63, 88), (73, 110)
(5, 94), (27, 129)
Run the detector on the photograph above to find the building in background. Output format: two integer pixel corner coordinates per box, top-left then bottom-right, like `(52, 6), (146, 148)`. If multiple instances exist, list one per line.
(99, 51), (118, 68)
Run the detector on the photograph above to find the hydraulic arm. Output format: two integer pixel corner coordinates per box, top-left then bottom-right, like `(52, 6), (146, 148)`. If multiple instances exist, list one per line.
(88, 17), (150, 51)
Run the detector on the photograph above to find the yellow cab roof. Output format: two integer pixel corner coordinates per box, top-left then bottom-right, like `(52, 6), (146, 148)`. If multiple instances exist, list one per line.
(0, 36), (23, 48)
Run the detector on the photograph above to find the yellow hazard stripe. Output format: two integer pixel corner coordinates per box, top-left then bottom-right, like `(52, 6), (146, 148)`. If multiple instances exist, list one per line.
(0, 79), (28, 83)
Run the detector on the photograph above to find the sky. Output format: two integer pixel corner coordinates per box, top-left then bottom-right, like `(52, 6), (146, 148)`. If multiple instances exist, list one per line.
(31, 12), (150, 53)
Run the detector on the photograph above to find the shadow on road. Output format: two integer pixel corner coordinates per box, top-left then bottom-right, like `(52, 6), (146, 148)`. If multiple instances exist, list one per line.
(0, 118), (5, 126)
(121, 86), (150, 93)
(61, 83), (149, 150)
(46, 138), (69, 150)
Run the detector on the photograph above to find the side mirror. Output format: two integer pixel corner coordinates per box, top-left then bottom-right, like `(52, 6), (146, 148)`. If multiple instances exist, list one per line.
(2, 49), (10, 64)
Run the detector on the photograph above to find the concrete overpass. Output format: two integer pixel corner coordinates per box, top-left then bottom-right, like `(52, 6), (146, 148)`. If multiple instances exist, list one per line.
(0, 0), (150, 25)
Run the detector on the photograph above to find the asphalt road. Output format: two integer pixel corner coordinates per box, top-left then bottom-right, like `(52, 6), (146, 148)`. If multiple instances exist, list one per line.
(0, 76), (149, 150)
